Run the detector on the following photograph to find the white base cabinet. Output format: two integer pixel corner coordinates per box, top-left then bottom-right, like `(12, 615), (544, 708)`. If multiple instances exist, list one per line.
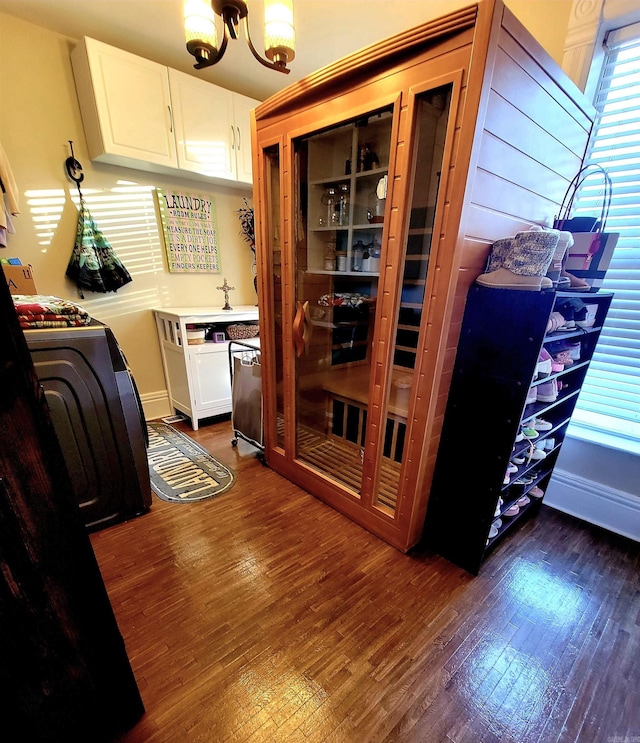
(71, 37), (259, 187)
(154, 306), (259, 430)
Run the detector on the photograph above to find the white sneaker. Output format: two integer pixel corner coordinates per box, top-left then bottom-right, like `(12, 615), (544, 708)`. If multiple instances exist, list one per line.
(533, 418), (553, 431)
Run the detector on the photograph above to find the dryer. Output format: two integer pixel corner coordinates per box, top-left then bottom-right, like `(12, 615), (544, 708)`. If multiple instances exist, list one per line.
(25, 321), (151, 532)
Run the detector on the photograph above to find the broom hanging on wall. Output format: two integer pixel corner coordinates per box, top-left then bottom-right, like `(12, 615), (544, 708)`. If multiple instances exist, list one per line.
(64, 141), (132, 299)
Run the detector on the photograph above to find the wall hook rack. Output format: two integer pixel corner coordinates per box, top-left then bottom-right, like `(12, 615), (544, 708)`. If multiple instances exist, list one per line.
(65, 140), (85, 198)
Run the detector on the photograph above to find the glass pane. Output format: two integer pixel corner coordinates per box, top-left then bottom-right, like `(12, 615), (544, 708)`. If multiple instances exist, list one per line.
(293, 107), (393, 494)
(263, 144), (285, 449)
(376, 85), (452, 510)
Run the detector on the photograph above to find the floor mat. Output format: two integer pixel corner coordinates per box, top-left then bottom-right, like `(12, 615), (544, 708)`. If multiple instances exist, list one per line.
(147, 421), (236, 503)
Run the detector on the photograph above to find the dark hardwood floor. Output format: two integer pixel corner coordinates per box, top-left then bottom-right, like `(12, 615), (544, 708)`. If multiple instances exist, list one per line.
(91, 418), (640, 743)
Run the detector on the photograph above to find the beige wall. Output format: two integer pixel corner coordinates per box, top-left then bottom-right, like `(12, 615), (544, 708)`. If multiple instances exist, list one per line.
(507, 0), (573, 64)
(0, 13), (256, 419)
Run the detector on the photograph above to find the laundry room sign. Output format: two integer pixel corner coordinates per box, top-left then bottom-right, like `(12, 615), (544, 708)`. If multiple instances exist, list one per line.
(156, 188), (220, 273)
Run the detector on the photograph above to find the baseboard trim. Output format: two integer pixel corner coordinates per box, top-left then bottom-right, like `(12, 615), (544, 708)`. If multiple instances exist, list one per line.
(140, 391), (172, 422)
(545, 468), (640, 543)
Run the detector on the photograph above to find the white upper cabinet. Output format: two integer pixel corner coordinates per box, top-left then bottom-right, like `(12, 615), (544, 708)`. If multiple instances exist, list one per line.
(233, 93), (258, 185)
(71, 37), (259, 187)
(71, 38), (176, 168)
(168, 69), (236, 180)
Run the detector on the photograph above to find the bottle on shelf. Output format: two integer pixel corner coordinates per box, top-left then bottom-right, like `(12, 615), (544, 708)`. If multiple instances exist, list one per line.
(352, 240), (365, 271)
(338, 184), (350, 226)
(357, 143), (379, 172)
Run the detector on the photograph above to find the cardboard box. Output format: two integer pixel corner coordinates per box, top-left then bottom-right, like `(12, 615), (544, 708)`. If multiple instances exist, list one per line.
(3, 264), (37, 295)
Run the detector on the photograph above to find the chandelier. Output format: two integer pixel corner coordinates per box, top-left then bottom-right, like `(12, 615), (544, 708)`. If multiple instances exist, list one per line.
(184, 0), (295, 74)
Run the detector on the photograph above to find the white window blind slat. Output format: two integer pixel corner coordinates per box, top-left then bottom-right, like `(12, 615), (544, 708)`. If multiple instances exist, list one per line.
(570, 31), (640, 444)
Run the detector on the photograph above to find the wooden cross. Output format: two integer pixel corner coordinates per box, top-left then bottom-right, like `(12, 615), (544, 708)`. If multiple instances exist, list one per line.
(217, 277), (235, 311)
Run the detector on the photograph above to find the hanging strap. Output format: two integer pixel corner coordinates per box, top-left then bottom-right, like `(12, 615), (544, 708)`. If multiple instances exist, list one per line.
(555, 163), (612, 233)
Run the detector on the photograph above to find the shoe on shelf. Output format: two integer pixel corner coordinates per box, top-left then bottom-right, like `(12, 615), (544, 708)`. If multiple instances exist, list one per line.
(529, 485), (545, 498)
(526, 385), (537, 405)
(504, 503), (520, 517)
(504, 472), (511, 485)
(494, 497), (504, 517)
(516, 495), (531, 507)
(514, 474), (534, 486)
(544, 437), (556, 451)
(533, 417), (553, 431)
(561, 269), (589, 290)
(476, 230), (559, 292)
(546, 311), (570, 333)
(576, 304), (598, 329)
(537, 349), (552, 379)
(530, 448), (547, 460)
(512, 453), (526, 465)
(567, 341), (582, 361)
(492, 518), (503, 530)
(553, 349), (574, 367)
(488, 524), (499, 539)
(507, 462), (518, 473)
(537, 379), (558, 403)
(521, 426), (539, 439)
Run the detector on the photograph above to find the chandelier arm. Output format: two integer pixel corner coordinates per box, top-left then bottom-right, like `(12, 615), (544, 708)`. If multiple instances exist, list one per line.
(193, 24), (229, 69)
(241, 16), (290, 74)
(224, 9), (240, 40)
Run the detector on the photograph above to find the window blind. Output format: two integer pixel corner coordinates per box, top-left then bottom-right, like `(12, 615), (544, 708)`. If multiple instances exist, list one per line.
(570, 23), (640, 445)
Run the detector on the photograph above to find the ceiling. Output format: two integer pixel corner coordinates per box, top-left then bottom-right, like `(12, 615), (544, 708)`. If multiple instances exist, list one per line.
(0, 0), (470, 101)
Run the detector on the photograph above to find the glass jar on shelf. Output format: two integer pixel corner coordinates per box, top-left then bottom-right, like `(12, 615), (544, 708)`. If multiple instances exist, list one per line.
(362, 243), (380, 272)
(324, 241), (337, 271)
(320, 186), (339, 226)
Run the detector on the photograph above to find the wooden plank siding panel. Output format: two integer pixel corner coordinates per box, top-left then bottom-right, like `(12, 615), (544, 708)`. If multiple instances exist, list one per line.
(469, 168), (563, 228)
(484, 89), (584, 176)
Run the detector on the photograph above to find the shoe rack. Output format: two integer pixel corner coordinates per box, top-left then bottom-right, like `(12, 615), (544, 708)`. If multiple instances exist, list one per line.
(424, 285), (613, 574)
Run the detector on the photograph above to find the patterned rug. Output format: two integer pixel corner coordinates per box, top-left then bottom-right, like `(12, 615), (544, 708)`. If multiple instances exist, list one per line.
(147, 422), (236, 503)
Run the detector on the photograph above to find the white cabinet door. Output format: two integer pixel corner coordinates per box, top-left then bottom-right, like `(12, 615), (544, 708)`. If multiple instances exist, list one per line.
(168, 68), (236, 180)
(72, 37), (176, 168)
(190, 344), (232, 417)
(233, 93), (259, 184)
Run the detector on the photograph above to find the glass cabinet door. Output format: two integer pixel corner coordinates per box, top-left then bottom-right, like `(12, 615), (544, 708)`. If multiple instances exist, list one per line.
(288, 84), (452, 515)
(261, 144), (285, 450)
(374, 85), (452, 512)
(291, 107), (393, 496)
